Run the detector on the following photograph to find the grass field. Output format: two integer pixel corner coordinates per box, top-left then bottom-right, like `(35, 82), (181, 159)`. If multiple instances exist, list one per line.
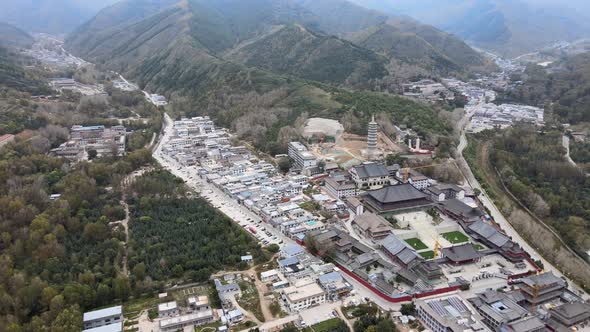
(405, 238), (428, 250)
(419, 251), (435, 259)
(474, 244), (485, 251)
(312, 318), (345, 332)
(442, 231), (469, 244)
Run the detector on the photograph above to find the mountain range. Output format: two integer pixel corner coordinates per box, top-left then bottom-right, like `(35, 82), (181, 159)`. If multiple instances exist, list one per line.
(0, 0), (120, 34)
(0, 23), (34, 49)
(350, 0), (590, 58)
(65, 0), (493, 95)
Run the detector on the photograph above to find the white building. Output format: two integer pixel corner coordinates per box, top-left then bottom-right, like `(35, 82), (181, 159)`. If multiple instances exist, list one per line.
(260, 269), (281, 283)
(407, 170), (430, 190)
(82, 305), (123, 331)
(188, 296), (210, 312)
(280, 283), (327, 312)
(324, 176), (357, 199)
(416, 296), (490, 332)
(158, 301), (179, 318)
(159, 310), (215, 331)
(288, 141), (317, 170)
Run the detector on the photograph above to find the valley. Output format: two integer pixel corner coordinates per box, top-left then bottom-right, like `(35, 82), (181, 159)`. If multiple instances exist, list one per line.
(1, 0), (590, 332)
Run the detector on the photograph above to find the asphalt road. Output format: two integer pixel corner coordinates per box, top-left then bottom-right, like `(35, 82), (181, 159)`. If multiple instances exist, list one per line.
(153, 114), (294, 248)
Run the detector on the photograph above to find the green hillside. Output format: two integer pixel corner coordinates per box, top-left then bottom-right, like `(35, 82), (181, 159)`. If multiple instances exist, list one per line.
(351, 0), (590, 58)
(64, 0), (475, 154)
(0, 22), (34, 49)
(0, 47), (49, 94)
(66, 0), (491, 89)
(227, 24), (387, 86)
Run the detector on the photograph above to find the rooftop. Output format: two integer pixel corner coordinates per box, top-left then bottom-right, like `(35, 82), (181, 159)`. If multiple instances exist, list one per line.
(468, 290), (528, 324)
(550, 301), (590, 319)
(505, 316), (546, 332)
(159, 310), (214, 329)
(419, 296), (489, 332)
(440, 199), (485, 220)
(468, 220), (510, 248)
(283, 283), (325, 302)
(381, 234), (421, 265)
(353, 163), (389, 178)
(282, 244), (305, 257)
(158, 301), (177, 312)
(353, 212), (391, 234)
(521, 272), (565, 289)
(442, 243), (482, 263)
(318, 271), (343, 285)
(83, 305), (122, 322)
(82, 323), (123, 332)
(367, 184), (428, 203)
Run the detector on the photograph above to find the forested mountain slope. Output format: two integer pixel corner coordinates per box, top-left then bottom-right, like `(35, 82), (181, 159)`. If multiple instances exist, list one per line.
(66, 0), (491, 92)
(226, 24), (387, 86)
(64, 0), (479, 156)
(351, 0), (590, 57)
(0, 23), (34, 49)
(0, 47), (49, 95)
(0, 0), (120, 34)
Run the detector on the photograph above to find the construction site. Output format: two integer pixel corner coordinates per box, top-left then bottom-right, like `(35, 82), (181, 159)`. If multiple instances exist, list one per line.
(304, 117), (406, 169)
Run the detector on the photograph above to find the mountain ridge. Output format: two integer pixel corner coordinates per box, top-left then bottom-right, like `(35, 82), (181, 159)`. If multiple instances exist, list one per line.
(350, 0), (590, 57)
(66, 0), (492, 93)
(0, 22), (34, 49)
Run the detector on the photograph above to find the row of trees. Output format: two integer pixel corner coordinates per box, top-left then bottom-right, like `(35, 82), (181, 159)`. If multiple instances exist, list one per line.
(126, 170), (264, 284)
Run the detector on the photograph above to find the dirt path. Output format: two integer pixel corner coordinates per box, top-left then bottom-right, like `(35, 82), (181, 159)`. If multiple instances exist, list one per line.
(252, 271), (274, 321)
(115, 167), (153, 276)
(230, 297), (262, 325)
(213, 259), (278, 323)
(335, 306), (353, 331)
(119, 199), (130, 276)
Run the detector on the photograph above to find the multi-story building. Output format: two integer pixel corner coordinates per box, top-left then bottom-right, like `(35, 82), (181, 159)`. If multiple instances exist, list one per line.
(351, 212), (392, 241)
(417, 296), (490, 332)
(280, 283), (326, 312)
(349, 163), (391, 190)
(547, 302), (590, 331)
(518, 272), (566, 306)
(405, 170), (431, 190)
(82, 305), (123, 331)
(52, 125), (127, 160)
(318, 271), (352, 300)
(159, 310), (214, 331)
(468, 290), (529, 331)
(362, 183), (432, 216)
(158, 301), (179, 318)
(425, 184), (466, 202)
(324, 175), (357, 199)
(288, 141), (317, 170)
(188, 296), (210, 312)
